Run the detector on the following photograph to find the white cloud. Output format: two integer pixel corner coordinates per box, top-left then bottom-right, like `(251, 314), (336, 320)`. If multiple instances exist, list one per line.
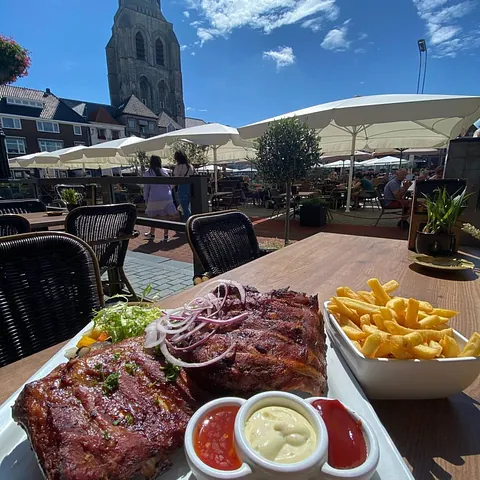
(187, 0), (340, 43)
(198, 109), (208, 112)
(301, 17), (323, 32)
(180, 45), (189, 51)
(321, 20), (351, 51)
(358, 32), (368, 40)
(412, 0), (478, 57)
(186, 106), (194, 111)
(191, 51), (196, 56)
(263, 46), (296, 70)
(183, 10), (190, 18)
(354, 47), (366, 54)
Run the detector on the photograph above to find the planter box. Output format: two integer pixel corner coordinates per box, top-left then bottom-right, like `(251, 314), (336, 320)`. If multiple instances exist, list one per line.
(299, 204), (327, 227)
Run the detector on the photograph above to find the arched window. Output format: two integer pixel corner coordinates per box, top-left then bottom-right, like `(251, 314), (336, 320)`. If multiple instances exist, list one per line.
(155, 39), (165, 66)
(136, 32), (146, 61)
(140, 77), (152, 108)
(158, 81), (167, 110)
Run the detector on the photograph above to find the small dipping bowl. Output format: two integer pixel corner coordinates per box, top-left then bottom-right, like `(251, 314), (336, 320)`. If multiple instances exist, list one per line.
(306, 397), (380, 480)
(185, 392), (379, 480)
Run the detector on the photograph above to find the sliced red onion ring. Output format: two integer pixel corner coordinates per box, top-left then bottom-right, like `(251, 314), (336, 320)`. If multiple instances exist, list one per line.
(160, 341), (236, 368)
(167, 328), (218, 352)
(197, 312), (248, 325)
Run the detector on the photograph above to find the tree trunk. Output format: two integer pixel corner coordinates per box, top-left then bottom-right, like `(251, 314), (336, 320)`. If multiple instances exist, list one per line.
(284, 181), (291, 246)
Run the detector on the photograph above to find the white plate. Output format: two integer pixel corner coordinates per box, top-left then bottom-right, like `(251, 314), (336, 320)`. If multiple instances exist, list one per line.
(324, 301), (480, 400)
(0, 322), (413, 480)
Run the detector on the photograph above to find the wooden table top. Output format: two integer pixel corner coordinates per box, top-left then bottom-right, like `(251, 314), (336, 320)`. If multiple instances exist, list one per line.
(1, 232), (479, 478)
(21, 211), (67, 229)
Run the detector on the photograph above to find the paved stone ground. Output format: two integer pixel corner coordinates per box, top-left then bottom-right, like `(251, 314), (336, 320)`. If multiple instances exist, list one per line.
(121, 251), (193, 300)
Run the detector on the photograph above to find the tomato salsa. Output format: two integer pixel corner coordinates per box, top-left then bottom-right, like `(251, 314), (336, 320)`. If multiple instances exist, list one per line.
(194, 405), (242, 470)
(312, 399), (367, 469)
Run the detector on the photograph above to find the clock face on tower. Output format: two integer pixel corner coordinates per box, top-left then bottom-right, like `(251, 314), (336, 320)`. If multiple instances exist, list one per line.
(106, 0), (185, 126)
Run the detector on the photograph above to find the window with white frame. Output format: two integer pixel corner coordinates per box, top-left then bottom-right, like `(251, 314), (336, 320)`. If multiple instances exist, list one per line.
(73, 125), (82, 135)
(74, 141), (86, 146)
(128, 119), (135, 128)
(6, 137), (26, 155)
(36, 120), (60, 133)
(6, 97), (44, 108)
(1, 117), (22, 129)
(38, 139), (64, 152)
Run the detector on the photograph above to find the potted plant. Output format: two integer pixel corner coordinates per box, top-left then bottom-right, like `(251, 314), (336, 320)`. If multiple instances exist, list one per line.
(60, 188), (83, 211)
(255, 118), (321, 245)
(416, 187), (471, 256)
(0, 35), (30, 85)
(299, 197), (329, 227)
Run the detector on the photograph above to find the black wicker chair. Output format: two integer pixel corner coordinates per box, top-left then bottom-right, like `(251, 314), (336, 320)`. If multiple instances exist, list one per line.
(186, 210), (270, 278)
(0, 215), (31, 236)
(65, 204), (139, 299)
(0, 232), (104, 367)
(0, 199), (47, 214)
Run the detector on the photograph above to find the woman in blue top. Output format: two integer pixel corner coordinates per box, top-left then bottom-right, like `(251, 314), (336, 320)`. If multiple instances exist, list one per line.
(173, 151), (195, 221)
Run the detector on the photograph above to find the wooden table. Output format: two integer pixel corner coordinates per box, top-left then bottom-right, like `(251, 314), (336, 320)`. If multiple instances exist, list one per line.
(20, 211), (67, 230)
(280, 191), (316, 197)
(1, 233), (479, 478)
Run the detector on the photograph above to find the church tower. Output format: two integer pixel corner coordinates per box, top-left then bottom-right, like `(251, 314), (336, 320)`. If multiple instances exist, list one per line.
(106, 0), (185, 126)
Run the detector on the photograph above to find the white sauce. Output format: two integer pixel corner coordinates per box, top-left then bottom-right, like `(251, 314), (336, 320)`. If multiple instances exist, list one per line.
(244, 406), (316, 464)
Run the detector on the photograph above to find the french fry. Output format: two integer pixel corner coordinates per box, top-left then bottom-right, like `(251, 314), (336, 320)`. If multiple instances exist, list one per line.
(431, 308), (459, 318)
(459, 332), (480, 357)
(418, 315), (442, 329)
(331, 297), (360, 324)
(402, 332), (424, 350)
(387, 297), (406, 314)
(382, 280), (400, 294)
(358, 291), (376, 305)
(336, 287), (347, 297)
(361, 333), (384, 358)
(380, 307), (393, 320)
(377, 336), (413, 359)
(352, 340), (363, 352)
(342, 326), (369, 341)
(372, 313), (386, 330)
(360, 314), (371, 327)
(418, 301), (433, 313)
(405, 298), (420, 328)
(367, 278), (391, 305)
(440, 335), (461, 358)
(337, 297), (381, 315)
(363, 324), (389, 339)
(343, 287), (363, 300)
(412, 342), (442, 359)
(383, 321), (453, 342)
(327, 304), (341, 315)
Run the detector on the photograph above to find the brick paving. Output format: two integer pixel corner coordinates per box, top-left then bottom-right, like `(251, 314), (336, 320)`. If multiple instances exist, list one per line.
(122, 251), (193, 300)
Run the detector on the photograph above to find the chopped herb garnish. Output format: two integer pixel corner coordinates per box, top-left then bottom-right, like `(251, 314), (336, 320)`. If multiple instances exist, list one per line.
(154, 395), (160, 406)
(148, 382), (157, 388)
(125, 414), (134, 425)
(113, 352), (121, 360)
(161, 362), (182, 383)
(112, 419), (121, 426)
(124, 362), (138, 375)
(102, 372), (120, 395)
(94, 363), (102, 370)
(103, 431), (111, 440)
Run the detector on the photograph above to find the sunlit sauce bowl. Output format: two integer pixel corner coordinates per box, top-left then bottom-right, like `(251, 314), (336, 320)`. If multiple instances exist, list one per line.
(306, 397), (380, 480)
(184, 397), (252, 480)
(234, 391), (329, 479)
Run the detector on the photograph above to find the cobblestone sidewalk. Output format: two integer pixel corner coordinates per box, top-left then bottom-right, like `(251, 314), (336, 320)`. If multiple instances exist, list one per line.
(122, 251), (193, 300)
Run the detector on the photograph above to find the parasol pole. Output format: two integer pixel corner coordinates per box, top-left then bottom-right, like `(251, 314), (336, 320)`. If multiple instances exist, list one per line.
(213, 146), (218, 193)
(345, 130), (357, 213)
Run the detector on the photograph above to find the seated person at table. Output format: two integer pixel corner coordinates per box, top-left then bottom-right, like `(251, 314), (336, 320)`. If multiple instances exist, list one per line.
(429, 165), (444, 180)
(383, 169), (412, 210)
(352, 172), (375, 208)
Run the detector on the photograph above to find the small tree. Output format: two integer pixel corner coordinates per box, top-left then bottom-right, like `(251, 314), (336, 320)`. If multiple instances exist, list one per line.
(131, 150), (149, 175)
(255, 117), (321, 245)
(170, 140), (209, 168)
(0, 36), (30, 85)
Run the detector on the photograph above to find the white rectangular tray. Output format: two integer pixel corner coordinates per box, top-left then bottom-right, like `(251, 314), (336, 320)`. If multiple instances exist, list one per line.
(0, 323), (413, 480)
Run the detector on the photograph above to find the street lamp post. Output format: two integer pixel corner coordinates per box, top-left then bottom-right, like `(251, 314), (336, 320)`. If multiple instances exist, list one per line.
(416, 39), (428, 94)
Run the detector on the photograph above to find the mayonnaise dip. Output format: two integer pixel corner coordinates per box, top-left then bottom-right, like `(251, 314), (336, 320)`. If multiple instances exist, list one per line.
(244, 406), (317, 464)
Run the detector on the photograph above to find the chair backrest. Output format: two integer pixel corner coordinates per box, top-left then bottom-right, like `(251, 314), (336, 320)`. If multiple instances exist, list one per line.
(0, 215), (31, 236)
(0, 199), (46, 214)
(187, 210), (262, 276)
(65, 204), (137, 269)
(0, 232), (103, 366)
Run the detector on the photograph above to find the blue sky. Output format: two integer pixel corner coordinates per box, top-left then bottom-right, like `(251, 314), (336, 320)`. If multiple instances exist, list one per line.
(1, 0), (479, 127)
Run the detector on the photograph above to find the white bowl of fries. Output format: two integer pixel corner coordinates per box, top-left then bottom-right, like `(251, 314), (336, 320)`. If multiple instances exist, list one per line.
(324, 278), (480, 400)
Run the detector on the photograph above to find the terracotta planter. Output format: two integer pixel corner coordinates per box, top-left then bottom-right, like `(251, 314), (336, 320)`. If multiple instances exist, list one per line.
(415, 231), (456, 257)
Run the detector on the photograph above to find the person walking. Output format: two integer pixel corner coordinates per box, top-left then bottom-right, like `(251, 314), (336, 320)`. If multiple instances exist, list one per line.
(143, 155), (177, 242)
(173, 150), (195, 221)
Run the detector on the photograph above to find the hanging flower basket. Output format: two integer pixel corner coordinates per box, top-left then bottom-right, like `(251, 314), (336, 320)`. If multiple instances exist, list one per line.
(0, 35), (30, 85)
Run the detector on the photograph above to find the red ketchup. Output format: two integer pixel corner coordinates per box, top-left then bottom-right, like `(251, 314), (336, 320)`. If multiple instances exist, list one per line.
(312, 399), (367, 469)
(194, 406), (242, 470)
